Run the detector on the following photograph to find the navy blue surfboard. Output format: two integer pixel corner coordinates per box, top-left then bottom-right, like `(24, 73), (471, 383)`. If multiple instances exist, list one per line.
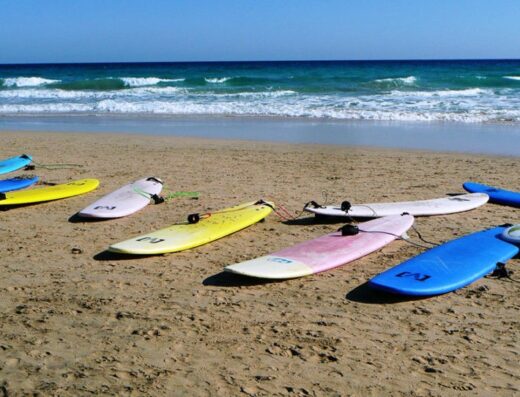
(463, 182), (520, 208)
(0, 176), (39, 193)
(369, 226), (519, 296)
(0, 154), (32, 175)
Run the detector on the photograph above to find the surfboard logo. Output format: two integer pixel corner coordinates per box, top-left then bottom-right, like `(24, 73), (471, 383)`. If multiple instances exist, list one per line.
(449, 197), (470, 202)
(395, 271), (431, 282)
(136, 237), (165, 244)
(268, 257), (293, 264)
(94, 205), (116, 210)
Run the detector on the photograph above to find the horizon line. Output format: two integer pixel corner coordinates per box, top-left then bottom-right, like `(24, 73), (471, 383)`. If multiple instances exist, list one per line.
(1, 57), (520, 67)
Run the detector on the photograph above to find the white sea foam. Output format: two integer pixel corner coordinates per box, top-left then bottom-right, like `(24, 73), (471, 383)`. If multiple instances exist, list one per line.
(120, 77), (184, 87)
(504, 76), (520, 81)
(126, 86), (186, 95)
(1, 84), (520, 123)
(373, 76), (417, 85)
(205, 77), (231, 83)
(389, 88), (492, 97)
(2, 77), (60, 87)
(0, 88), (115, 100)
(0, 103), (92, 113)
(0, 86), (185, 100)
(213, 90), (297, 98)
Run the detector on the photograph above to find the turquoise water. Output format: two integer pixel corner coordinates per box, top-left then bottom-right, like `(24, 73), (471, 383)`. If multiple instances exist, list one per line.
(1, 60), (520, 123)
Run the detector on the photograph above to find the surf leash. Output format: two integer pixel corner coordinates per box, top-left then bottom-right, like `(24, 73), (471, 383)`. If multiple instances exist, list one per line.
(337, 221), (438, 250)
(186, 200), (272, 224)
(485, 262), (519, 283)
(409, 224), (438, 247)
(12, 174), (38, 180)
(268, 201), (304, 221)
(161, 190), (200, 203)
(25, 161), (83, 170)
(35, 178), (57, 186)
(131, 185), (165, 204)
(304, 199), (357, 223)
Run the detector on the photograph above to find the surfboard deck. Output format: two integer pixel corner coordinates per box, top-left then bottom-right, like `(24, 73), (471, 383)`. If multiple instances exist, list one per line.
(0, 154), (32, 175)
(304, 193), (489, 218)
(108, 200), (273, 255)
(463, 182), (520, 208)
(225, 214), (414, 279)
(368, 226), (519, 296)
(0, 175), (39, 193)
(78, 177), (163, 218)
(0, 179), (99, 206)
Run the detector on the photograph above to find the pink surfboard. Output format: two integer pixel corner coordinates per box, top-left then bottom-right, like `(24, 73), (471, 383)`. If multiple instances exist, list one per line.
(225, 214), (414, 279)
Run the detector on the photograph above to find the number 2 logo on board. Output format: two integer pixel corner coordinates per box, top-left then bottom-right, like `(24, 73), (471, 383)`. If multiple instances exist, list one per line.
(395, 271), (431, 282)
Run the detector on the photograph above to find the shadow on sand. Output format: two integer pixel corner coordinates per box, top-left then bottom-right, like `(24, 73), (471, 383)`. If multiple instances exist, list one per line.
(283, 214), (363, 226)
(203, 271), (283, 287)
(346, 282), (425, 304)
(93, 250), (157, 261)
(68, 213), (115, 223)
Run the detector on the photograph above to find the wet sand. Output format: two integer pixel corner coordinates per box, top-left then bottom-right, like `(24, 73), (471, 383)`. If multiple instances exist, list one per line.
(0, 130), (519, 396)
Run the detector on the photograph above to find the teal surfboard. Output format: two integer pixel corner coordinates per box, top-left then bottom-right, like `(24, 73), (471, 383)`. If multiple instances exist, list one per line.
(0, 154), (32, 175)
(369, 226), (519, 296)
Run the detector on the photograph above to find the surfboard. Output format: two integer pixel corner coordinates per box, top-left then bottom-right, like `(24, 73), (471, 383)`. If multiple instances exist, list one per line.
(0, 175), (39, 193)
(108, 200), (274, 255)
(304, 193), (489, 218)
(0, 179), (99, 206)
(463, 182), (520, 208)
(0, 154), (32, 175)
(224, 214), (414, 279)
(78, 177), (163, 218)
(368, 225), (520, 296)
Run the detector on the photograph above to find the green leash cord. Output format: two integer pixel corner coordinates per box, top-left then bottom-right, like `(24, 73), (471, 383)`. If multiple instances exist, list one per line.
(132, 185), (199, 204)
(163, 191), (199, 201)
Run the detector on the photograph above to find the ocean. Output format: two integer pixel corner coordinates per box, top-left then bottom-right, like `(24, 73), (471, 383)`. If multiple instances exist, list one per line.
(1, 60), (520, 123)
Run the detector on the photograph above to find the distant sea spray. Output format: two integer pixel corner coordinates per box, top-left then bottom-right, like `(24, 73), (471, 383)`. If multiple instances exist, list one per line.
(1, 60), (520, 123)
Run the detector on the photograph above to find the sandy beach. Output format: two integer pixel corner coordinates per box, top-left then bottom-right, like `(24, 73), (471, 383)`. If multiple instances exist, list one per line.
(0, 130), (519, 396)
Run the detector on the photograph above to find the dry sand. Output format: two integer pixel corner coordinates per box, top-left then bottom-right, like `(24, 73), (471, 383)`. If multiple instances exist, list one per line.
(0, 130), (519, 396)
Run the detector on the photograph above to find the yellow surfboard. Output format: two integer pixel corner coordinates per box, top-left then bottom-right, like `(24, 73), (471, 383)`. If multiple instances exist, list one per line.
(108, 200), (274, 255)
(0, 179), (99, 206)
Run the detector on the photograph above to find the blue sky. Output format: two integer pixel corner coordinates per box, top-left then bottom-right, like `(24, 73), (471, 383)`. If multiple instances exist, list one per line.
(1, 0), (519, 63)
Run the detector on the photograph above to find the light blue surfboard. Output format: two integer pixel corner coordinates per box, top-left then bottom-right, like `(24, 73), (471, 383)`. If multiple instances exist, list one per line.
(0, 176), (39, 193)
(463, 181), (520, 208)
(368, 226), (519, 296)
(0, 154), (33, 175)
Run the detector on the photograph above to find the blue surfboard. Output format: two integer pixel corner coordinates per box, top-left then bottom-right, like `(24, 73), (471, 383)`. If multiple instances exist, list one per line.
(0, 154), (33, 175)
(0, 176), (39, 193)
(368, 226), (519, 296)
(463, 181), (520, 208)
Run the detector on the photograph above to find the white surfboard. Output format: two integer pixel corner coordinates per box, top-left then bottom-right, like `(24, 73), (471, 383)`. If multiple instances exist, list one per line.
(304, 193), (489, 218)
(78, 177), (163, 218)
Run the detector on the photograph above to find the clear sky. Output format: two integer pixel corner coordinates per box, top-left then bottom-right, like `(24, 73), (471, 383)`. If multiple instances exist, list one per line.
(1, 0), (519, 64)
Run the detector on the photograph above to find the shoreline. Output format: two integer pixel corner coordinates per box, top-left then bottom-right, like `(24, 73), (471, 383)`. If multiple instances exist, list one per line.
(0, 130), (519, 395)
(1, 115), (519, 157)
